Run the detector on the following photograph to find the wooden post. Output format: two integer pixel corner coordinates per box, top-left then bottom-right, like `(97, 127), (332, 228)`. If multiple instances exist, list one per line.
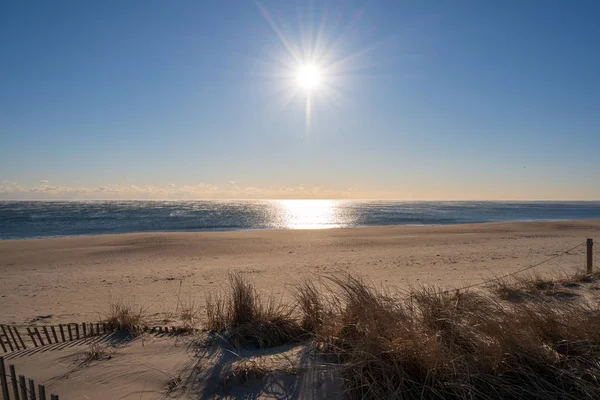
(38, 384), (47, 400)
(0, 333), (6, 353)
(26, 328), (37, 348)
(34, 328), (44, 347)
(587, 238), (593, 274)
(13, 327), (26, 350)
(42, 327), (52, 345)
(19, 376), (27, 400)
(51, 395), (59, 400)
(1, 327), (14, 352)
(28, 378), (35, 400)
(9, 365), (19, 400)
(82, 323), (87, 339)
(7, 326), (20, 351)
(67, 325), (73, 342)
(58, 325), (66, 342)
(96, 323), (101, 336)
(0, 357), (10, 400)
(50, 326), (58, 344)
(74, 324), (80, 340)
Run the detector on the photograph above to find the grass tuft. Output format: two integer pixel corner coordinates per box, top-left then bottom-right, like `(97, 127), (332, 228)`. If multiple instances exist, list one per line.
(557, 269), (600, 287)
(206, 272), (304, 348)
(105, 301), (146, 335)
(83, 343), (112, 363)
(178, 298), (200, 330)
(294, 280), (324, 333)
(488, 273), (580, 301)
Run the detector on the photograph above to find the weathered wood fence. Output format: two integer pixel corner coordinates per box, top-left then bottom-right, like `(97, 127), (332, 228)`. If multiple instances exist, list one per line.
(1, 322), (194, 354)
(0, 323), (118, 353)
(0, 356), (59, 400)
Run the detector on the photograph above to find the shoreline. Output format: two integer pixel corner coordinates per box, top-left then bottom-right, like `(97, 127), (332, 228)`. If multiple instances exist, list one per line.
(2, 218), (600, 242)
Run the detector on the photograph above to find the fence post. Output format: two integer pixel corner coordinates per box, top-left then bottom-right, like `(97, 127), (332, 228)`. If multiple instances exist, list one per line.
(587, 238), (594, 274)
(28, 378), (35, 400)
(0, 333), (6, 353)
(38, 384), (46, 400)
(13, 328), (26, 350)
(19, 376), (26, 400)
(1, 327), (14, 352)
(9, 365), (19, 400)
(0, 357), (10, 400)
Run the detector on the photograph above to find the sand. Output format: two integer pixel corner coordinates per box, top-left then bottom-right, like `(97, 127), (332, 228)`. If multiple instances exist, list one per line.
(1, 221), (599, 326)
(1, 221), (600, 398)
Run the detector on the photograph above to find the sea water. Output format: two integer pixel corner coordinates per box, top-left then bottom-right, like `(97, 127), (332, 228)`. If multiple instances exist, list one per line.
(1, 200), (600, 240)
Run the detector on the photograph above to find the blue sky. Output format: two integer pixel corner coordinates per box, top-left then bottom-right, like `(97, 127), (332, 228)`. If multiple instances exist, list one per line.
(1, 0), (599, 200)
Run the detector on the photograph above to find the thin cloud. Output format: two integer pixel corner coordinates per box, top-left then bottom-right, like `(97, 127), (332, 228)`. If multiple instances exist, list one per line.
(0, 180), (389, 200)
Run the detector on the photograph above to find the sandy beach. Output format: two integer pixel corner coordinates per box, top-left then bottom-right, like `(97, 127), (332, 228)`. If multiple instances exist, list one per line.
(2, 221), (599, 326)
(2, 220), (600, 399)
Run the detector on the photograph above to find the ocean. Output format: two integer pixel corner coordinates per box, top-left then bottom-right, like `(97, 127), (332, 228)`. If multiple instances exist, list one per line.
(1, 200), (600, 240)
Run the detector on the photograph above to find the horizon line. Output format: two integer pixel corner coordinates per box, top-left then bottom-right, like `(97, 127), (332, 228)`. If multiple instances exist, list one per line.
(2, 198), (600, 202)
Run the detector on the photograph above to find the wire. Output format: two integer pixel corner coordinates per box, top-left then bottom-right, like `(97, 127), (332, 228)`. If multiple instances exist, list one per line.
(450, 241), (587, 292)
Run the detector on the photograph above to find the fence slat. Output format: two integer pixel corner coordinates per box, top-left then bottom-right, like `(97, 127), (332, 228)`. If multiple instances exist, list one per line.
(58, 325), (66, 342)
(28, 378), (35, 400)
(75, 324), (80, 340)
(50, 326), (58, 344)
(34, 328), (44, 347)
(42, 327), (52, 345)
(82, 323), (87, 338)
(26, 328), (37, 348)
(13, 327), (26, 350)
(0, 331), (6, 353)
(38, 384), (47, 400)
(0, 326), (14, 352)
(19, 375), (27, 400)
(67, 325), (73, 341)
(9, 364), (20, 400)
(7, 326), (20, 351)
(0, 357), (10, 400)
(96, 323), (101, 335)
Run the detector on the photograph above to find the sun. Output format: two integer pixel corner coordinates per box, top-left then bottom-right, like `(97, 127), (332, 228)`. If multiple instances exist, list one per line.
(296, 64), (322, 90)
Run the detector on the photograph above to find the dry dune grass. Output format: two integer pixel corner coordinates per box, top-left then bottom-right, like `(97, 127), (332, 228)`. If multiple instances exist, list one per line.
(294, 275), (600, 399)
(205, 271), (600, 398)
(206, 272), (304, 348)
(104, 301), (147, 335)
(489, 269), (600, 301)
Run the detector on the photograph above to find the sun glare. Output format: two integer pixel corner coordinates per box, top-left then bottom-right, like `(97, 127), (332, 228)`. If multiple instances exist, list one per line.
(258, 2), (381, 129)
(296, 64), (322, 90)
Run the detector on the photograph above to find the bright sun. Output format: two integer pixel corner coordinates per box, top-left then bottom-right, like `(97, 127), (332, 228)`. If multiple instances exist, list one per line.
(296, 64), (322, 90)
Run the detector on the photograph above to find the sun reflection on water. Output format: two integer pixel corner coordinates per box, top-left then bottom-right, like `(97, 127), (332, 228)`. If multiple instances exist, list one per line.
(273, 200), (350, 229)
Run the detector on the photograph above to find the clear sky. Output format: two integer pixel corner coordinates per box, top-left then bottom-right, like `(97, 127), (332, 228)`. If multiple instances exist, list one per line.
(1, 0), (599, 200)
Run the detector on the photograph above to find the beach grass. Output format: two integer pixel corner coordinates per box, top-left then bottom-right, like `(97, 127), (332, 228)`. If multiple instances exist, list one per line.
(207, 272), (600, 399)
(488, 269), (600, 301)
(206, 272), (304, 348)
(104, 301), (147, 335)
